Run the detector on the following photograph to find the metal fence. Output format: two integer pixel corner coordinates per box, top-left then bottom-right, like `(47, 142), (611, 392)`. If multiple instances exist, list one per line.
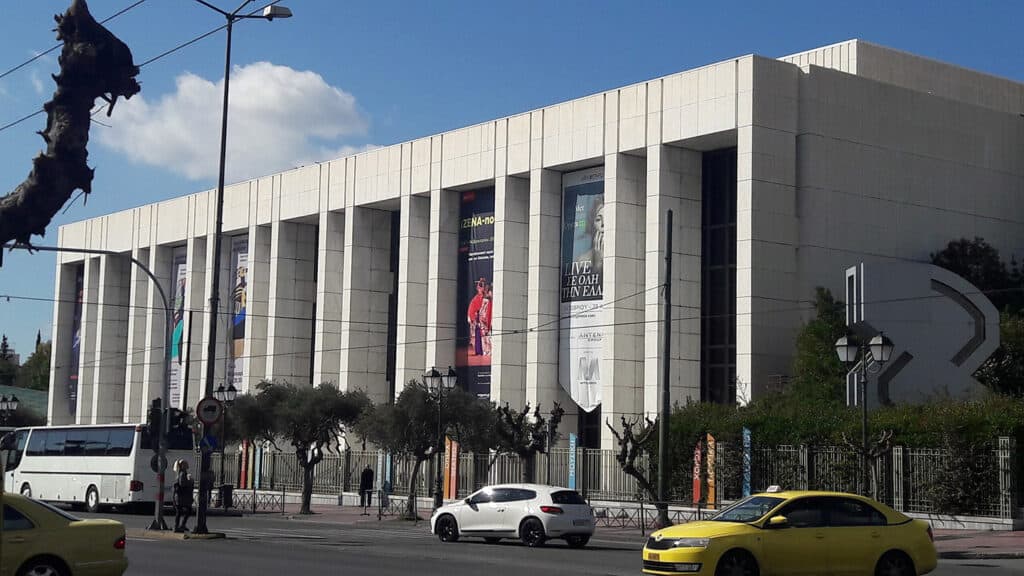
(209, 437), (1018, 519)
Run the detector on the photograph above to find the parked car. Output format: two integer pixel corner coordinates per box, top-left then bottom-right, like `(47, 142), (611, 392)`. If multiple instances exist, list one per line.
(641, 488), (936, 576)
(430, 484), (595, 548)
(1, 492), (128, 576)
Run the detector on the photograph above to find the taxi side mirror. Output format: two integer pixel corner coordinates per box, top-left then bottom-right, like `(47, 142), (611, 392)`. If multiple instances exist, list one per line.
(766, 515), (789, 529)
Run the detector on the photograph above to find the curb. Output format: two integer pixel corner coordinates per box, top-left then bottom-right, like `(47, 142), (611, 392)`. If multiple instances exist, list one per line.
(126, 528), (226, 541)
(939, 551), (1024, 560)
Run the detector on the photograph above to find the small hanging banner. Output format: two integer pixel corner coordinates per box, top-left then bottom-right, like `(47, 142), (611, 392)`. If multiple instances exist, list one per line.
(707, 434), (717, 508)
(692, 441), (702, 505)
(742, 428), (752, 497)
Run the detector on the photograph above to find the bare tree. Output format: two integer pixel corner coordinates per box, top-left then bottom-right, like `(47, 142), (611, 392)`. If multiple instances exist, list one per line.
(494, 403), (565, 483)
(606, 415), (671, 527)
(841, 429), (894, 500)
(0, 0), (140, 247)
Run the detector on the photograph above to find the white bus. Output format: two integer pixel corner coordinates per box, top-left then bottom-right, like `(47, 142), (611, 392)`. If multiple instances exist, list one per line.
(2, 423), (194, 512)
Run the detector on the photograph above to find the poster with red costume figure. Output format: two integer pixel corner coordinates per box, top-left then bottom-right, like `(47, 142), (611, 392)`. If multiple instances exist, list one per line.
(456, 187), (495, 398)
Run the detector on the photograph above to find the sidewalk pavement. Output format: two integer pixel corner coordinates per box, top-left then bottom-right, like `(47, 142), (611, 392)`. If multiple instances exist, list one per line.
(202, 503), (1024, 560)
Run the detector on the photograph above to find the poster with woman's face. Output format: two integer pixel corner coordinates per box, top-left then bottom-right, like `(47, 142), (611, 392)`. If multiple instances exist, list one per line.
(559, 167), (605, 413)
(455, 187), (495, 398)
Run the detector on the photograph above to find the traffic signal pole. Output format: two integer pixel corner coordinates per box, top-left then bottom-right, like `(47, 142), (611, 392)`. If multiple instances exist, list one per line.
(3, 243), (173, 530)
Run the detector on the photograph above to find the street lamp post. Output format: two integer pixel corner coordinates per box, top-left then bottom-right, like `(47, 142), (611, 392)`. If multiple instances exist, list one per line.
(213, 383), (237, 493)
(424, 366), (457, 509)
(835, 331), (894, 496)
(193, 0), (291, 536)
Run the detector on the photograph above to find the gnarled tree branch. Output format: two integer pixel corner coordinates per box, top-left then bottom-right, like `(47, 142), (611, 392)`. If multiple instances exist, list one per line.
(0, 0), (140, 248)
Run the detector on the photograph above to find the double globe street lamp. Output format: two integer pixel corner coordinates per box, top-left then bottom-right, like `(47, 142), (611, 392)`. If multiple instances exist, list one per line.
(835, 330), (895, 495)
(424, 367), (457, 509)
(213, 383), (238, 491)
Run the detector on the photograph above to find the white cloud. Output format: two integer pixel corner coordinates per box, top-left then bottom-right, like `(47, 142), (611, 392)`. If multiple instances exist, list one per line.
(97, 62), (369, 182)
(30, 70), (46, 96)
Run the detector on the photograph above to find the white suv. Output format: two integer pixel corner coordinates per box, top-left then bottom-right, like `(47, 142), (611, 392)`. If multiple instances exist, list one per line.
(430, 484), (595, 548)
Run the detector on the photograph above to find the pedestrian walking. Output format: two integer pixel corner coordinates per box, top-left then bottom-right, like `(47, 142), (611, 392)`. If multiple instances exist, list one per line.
(173, 459), (195, 533)
(359, 465), (374, 513)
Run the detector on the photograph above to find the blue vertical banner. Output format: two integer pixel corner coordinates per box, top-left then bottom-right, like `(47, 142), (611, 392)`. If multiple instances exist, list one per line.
(742, 427), (752, 497)
(568, 433), (578, 490)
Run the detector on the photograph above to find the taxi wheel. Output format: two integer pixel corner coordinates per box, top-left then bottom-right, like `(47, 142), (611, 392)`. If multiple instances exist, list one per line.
(875, 551), (914, 576)
(715, 550), (759, 576)
(436, 515), (460, 542)
(85, 486), (101, 513)
(20, 483), (31, 498)
(520, 518), (547, 547)
(18, 556), (69, 576)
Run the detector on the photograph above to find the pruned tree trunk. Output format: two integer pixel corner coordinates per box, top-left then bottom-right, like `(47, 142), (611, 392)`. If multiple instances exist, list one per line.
(406, 457), (425, 519)
(0, 0), (140, 246)
(607, 416), (670, 528)
(521, 453), (535, 483)
(300, 464), (315, 514)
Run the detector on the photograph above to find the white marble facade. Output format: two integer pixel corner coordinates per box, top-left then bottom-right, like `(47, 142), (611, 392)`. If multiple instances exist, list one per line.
(48, 41), (1024, 449)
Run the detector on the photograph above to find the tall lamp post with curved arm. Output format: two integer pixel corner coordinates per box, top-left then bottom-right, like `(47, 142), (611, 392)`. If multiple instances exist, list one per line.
(424, 367), (457, 509)
(193, 0), (292, 535)
(835, 331), (894, 495)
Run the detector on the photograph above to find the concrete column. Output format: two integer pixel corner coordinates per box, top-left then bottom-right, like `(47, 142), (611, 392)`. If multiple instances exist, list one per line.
(313, 213), (344, 386)
(184, 238), (209, 410)
(339, 206), (394, 403)
(424, 188), (458, 374)
(76, 257), (100, 424)
(266, 222), (317, 382)
(141, 246), (172, 414)
(644, 144), (702, 418)
(123, 247), (150, 423)
(243, 225), (270, 394)
(491, 176), (529, 407)
(394, 194), (430, 394)
(92, 254), (130, 423)
(47, 261), (81, 425)
(525, 168), (574, 435)
(198, 233), (232, 403)
(600, 153), (646, 447)
(736, 59), (800, 402)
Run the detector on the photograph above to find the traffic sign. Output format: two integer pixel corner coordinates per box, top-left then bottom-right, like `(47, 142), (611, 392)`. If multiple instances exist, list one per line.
(196, 397), (224, 426)
(150, 453), (167, 474)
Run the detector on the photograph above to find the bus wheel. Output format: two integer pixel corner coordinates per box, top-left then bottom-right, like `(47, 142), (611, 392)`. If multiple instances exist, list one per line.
(85, 486), (101, 513)
(20, 483), (31, 498)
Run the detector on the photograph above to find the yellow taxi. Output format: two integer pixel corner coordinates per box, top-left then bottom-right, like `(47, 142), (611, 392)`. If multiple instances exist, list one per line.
(643, 488), (936, 576)
(1, 492), (128, 576)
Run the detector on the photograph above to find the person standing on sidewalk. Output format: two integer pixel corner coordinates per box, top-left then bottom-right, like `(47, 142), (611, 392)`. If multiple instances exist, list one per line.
(173, 459), (195, 533)
(359, 465), (374, 512)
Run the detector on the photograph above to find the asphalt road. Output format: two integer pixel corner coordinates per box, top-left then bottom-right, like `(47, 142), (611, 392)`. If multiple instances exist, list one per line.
(83, 511), (1024, 576)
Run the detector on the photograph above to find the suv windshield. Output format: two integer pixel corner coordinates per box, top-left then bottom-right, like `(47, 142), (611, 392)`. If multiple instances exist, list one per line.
(710, 496), (784, 523)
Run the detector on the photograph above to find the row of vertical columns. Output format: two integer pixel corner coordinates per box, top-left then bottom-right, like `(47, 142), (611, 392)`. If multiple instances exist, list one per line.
(182, 238), (207, 411)
(600, 153), (647, 447)
(424, 188), (458, 371)
(313, 213), (345, 386)
(123, 247), (150, 423)
(339, 206), (394, 403)
(92, 255), (130, 423)
(265, 222), (316, 383)
(525, 169), (574, 428)
(242, 225), (271, 394)
(74, 258), (99, 423)
(643, 145), (703, 417)
(394, 194), (431, 391)
(491, 176), (529, 407)
(47, 262), (79, 424)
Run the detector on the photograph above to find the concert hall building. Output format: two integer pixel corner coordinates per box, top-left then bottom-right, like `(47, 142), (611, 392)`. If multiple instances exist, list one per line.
(47, 40), (1024, 448)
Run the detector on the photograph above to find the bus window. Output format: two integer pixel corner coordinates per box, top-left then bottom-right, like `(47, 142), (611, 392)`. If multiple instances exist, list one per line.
(85, 429), (110, 456)
(45, 430), (67, 456)
(107, 428), (134, 456)
(5, 431), (27, 470)
(26, 430), (46, 457)
(64, 429), (87, 456)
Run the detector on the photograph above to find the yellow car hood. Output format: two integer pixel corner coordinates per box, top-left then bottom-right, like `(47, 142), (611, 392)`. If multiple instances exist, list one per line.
(652, 520), (753, 540)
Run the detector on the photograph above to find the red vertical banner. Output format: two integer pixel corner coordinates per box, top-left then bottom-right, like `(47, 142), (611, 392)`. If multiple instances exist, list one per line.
(706, 434), (717, 508)
(443, 437), (460, 500)
(692, 441), (702, 505)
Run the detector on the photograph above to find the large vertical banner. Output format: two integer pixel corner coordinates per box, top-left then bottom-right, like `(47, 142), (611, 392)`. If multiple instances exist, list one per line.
(169, 247), (187, 409)
(228, 236), (249, 391)
(67, 265), (84, 416)
(559, 167), (605, 413)
(455, 187), (495, 398)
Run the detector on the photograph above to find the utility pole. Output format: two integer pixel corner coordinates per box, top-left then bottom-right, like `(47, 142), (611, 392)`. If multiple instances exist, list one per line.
(657, 210), (672, 526)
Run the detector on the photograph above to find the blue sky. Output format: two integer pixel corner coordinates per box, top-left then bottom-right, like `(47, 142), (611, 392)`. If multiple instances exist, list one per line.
(1, 0), (1022, 356)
